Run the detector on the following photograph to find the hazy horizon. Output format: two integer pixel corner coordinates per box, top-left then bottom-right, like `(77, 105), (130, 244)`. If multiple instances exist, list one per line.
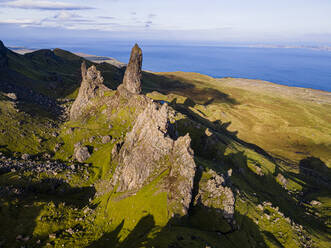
(1, 0), (331, 46)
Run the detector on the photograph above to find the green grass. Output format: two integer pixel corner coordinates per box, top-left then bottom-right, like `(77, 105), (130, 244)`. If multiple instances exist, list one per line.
(0, 48), (330, 247)
(0, 94), (59, 156)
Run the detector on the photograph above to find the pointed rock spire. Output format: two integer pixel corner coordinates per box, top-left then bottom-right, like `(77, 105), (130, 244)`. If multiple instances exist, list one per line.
(70, 62), (109, 120)
(120, 44), (143, 94)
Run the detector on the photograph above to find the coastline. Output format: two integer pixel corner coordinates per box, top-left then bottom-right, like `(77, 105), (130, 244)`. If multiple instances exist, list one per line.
(9, 47), (331, 95)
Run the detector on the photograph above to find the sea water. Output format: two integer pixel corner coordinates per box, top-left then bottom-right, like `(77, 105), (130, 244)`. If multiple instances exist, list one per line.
(49, 42), (331, 92)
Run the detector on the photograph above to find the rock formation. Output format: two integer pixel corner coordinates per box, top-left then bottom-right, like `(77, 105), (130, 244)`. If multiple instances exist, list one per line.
(70, 62), (109, 120)
(195, 169), (235, 222)
(74, 143), (91, 163)
(0, 41), (8, 69)
(117, 44), (142, 95)
(111, 102), (197, 215)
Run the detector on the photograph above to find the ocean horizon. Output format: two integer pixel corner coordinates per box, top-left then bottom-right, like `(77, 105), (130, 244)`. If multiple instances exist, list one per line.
(11, 42), (331, 92)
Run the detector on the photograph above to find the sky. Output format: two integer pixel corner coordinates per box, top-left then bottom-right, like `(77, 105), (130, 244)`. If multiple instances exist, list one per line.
(0, 0), (331, 46)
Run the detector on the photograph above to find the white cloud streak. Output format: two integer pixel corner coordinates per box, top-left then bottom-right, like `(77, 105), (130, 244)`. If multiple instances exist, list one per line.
(0, 0), (94, 10)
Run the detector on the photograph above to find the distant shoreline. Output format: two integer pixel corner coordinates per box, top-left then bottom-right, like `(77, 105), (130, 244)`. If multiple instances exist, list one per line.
(9, 43), (331, 53)
(8, 45), (331, 93)
(9, 47), (127, 69)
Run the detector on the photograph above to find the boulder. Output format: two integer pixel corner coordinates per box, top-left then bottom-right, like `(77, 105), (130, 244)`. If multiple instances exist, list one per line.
(5, 93), (17, 100)
(74, 145), (91, 163)
(276, 173), (288, 188)
(310, 200), (322, 206)
(21, 154), (30, 160)
(101, 135), (112, 144)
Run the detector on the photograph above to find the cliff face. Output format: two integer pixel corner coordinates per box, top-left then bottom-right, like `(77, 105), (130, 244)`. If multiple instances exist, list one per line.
(111, 102), (197, 215)
(70, 62), (109, 120)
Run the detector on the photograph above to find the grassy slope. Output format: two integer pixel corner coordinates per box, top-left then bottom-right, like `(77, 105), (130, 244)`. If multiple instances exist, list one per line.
(5, 48), (123, 99)
(0, 93), (59, 156)
(148, 71), (331, 167)
(0, 47), (330, 247)
(0, 47), (123, 156)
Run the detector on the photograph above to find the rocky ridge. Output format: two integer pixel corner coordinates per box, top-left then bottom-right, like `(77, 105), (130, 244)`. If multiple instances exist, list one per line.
(69, 44), (236, 217)
(111, 102), (197, 214)
(0, 41), (326, 247)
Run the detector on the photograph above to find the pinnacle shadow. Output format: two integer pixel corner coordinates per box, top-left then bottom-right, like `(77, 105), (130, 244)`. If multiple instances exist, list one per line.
(224, 151), (331, 240)
(87, 215), (156, 248)
(163, 96), (330, 245)
(141, 71), (238, 106)
(85, 209), (270, 248)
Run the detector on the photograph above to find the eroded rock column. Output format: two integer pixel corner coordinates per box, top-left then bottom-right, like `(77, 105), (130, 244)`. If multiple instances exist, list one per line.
(118, 44), (142, 94)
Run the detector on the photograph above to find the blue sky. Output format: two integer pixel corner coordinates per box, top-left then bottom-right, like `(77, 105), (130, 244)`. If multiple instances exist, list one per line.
(0, 0), (331, 45)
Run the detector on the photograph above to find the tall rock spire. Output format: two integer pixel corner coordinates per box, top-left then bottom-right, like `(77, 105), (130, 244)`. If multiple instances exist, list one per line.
(70, 62), (109, 120)
(120, 44), (143, 94)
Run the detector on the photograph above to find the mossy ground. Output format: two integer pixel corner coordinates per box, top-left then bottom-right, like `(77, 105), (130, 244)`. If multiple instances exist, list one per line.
(0, 94), (59, 156)
(0, 51), (330, 247)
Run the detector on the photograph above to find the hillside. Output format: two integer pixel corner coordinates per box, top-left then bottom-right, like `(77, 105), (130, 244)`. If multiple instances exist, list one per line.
(0, 41), (330, 248)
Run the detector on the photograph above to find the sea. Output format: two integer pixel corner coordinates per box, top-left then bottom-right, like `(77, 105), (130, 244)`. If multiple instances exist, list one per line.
(26, 42), (331, 92)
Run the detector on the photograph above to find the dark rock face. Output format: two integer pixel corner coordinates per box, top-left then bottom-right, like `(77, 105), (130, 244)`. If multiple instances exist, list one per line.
(0, 40), (8, 68)
(118, 44), (142, 95)
(70, 62), (109, 120)
(111, 102), (196, 215)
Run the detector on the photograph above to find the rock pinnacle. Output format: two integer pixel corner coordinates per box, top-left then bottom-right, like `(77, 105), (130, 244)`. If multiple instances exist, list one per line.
(70, 62), (109, 120)
(121, 44), (143, 94)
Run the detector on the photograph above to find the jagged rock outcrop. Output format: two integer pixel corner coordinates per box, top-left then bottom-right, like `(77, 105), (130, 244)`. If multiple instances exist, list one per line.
(111, 102), (196, 214)
(117, 44), (142, 95)
(70, 62), (109, 120)
(195, 169), (235, 222)
(0, 41), (8, 69)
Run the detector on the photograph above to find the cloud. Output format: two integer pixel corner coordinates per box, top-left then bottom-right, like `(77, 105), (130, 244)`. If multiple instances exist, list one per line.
(0, 0), (94, 10)
(145, 20), (152, 28)
(0, 18), (40, 24)
(148, 14), (157, 19)
(53, 12), (82, 20)
(0, 18), (44, 28)
(98, 16), (115, 20)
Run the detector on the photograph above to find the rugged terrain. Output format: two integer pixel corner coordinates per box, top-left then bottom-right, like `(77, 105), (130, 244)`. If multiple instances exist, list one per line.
(0, 40), (330, 248)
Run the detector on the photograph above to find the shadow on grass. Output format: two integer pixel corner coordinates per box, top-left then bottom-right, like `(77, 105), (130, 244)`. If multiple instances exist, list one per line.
(0, 172), (95, 247)
(87, 215), (156, 248)
(164, 99), (330, 246)
(142, 71), (238, 106)
(87, 206), (274, 248)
